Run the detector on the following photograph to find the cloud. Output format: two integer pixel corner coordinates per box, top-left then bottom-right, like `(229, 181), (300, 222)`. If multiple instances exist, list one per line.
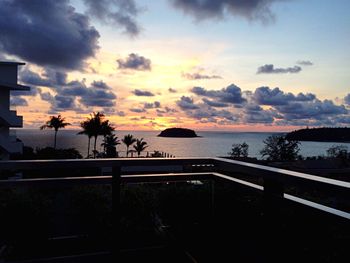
(257, 64), (302, 74)
(253, 87), (316, 105)
(144, 101), (161, 109)
(130, 108), (146, 113)
(191, 84), (246, 104)
(170, 0), (285, 23)
(117, 53), (151, 71)
(344, 94), (350, 105)
(132, 89), (155, 96)
(0, 0), (100, 70)
(37, 77), (116, 111)
(202, 98), (228, 107)
(168, 87), (177, 93)
(117, 111), (126, 116)
(242, 103), (276, 123)
(10, 96), (28, 106)
(186, 106), (239, 123)
(176, 96), (199, 110)
(83, 0), (141, 36)
(296, 60), (313, 66)
(275, 99), (348, 121)
(54, 95), (76, 109)
(182, 72), (222, 80)
(177, 84), (349, 126)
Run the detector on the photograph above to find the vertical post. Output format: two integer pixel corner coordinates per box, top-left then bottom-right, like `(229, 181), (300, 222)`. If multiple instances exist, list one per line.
(112, 165), (121, 260)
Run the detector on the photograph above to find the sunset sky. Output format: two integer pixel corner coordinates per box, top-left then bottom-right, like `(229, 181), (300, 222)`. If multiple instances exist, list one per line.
(1, 0), (350, 131)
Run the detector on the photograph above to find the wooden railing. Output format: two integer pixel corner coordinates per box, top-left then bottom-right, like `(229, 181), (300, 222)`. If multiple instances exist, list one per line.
(0, 157), (349, 218)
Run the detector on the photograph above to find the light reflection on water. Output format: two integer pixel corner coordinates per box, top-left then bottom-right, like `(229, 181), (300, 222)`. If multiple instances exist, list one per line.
(15, 129), (350, 158)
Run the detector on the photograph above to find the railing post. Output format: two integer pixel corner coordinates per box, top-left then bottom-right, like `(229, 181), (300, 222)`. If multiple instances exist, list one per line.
(112, 165), (121, 260)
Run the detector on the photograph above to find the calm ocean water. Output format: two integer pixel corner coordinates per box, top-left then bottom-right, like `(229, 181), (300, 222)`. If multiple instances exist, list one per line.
(13, 129), (350, 158)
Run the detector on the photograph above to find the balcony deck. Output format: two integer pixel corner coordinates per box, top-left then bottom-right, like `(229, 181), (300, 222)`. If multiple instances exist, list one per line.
(0, 157), (349, 262)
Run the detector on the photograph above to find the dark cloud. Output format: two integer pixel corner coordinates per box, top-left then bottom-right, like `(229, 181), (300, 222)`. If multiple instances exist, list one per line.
(242, 104), (276, 123)
(10, 96), (28, 106)
(191, 84), (246, 104)
(275, 100), (348, 121)
(91, 80), (110, 89)
(132, 89), (155, 96)
(168, 87), (177, 93)
(39, 91), (54, 102)
(130, 108), (146, 113)
(176, 96), (199, 110)
(257, 64), (302, 74)
(19, 68), (68, 92)
(37, 77), (116, 111)
(55, 95), (76, 109)
(144, 101), (161, 109)
(0, 0), (100, 70)
(20, 68), (54, 87)
(182, 72), (222, 80)
(202, 98), (228, 107)
(177, 84), (349, 126)
(170, 0), (284, 23)
(296, 60), (313, 66)
(253, 87), (315, 105)
(117, 53), (151, 71)
(83, 0), (141, 36)
(344, 94), (350, 105)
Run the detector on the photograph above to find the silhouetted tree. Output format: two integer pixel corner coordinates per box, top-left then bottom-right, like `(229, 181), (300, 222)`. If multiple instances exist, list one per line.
(40, 115), (70, 149)
(101, 134), (120, 158)
(133, 138), (148, 157)
(78, 112), (114, 158)
(100, 120), (115, 152)
(78, 119), (94, 158)
(327, 145), (348, 159)
(260, 135), (300, 161)
(228, 142), (249, 158)
(122, 134), (136, 157)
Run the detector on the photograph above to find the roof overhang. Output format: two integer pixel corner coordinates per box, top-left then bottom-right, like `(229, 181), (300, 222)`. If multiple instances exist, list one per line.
(0, 82), (30, 91)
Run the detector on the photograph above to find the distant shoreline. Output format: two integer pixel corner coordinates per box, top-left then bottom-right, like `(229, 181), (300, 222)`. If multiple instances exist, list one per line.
(286, 127), (350, 143)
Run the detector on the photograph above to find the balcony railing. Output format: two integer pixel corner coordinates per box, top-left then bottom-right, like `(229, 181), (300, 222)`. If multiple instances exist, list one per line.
(0, 157), (349, 262)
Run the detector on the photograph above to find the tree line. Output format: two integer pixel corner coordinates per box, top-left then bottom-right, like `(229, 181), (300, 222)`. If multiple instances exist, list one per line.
(229, 135), (349, 161)
(40, 112), (149, 158)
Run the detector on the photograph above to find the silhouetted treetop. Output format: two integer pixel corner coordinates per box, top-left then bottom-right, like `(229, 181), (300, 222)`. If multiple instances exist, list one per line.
(286, 127), (350, 142)
(158, 128), (198, 138)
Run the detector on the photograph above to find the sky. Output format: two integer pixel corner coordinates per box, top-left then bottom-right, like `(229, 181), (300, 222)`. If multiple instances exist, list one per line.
(1, 0), (350, 131)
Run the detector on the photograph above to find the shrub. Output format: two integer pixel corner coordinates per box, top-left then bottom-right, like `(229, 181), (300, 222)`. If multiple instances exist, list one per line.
(228, 142), (249, 158)
(260, 135), (300, 161)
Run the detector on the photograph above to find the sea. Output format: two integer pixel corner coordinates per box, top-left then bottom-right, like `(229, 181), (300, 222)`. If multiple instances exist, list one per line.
(13, 129), (350, 159)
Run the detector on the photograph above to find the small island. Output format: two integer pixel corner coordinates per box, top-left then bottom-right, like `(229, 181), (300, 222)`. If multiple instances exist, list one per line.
(286, 127), (350, 142)
(158, 128), (199, 138)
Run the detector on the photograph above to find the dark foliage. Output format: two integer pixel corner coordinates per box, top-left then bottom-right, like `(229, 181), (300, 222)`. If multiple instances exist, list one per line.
(158, 128), (198, 137)
(260, 135), (300, 161)
(286, 127), (350, 142)
(11, 147), (82, 160)
(228, 142), (249, 158)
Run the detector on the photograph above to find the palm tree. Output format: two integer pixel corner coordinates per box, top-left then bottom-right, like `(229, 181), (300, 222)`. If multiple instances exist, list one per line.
(133, 138), (148, 157)
(40, 115), (70, 149)
(122, 134), (136, 157)
(78, 112), (114, 158)
(77, 119), (94, 158)
(101, 134), (120, 157)
(100, 120), (115, 152)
